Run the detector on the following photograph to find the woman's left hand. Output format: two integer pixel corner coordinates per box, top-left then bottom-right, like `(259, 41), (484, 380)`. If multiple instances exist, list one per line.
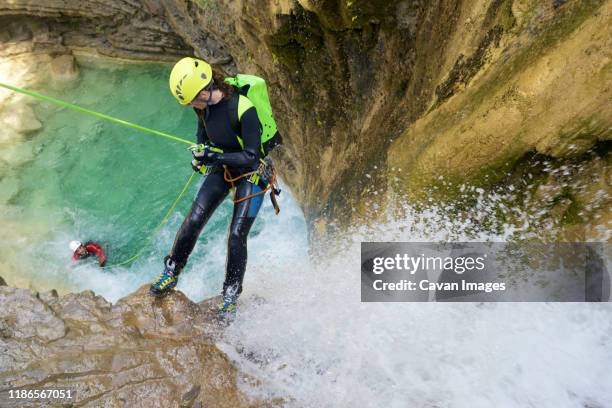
(199, 146), (220, 164)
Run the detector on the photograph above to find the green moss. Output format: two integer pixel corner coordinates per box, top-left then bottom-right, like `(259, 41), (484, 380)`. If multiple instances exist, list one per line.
(398, 0), (607, 205)
(266, 38), (305, 67)
(400, 140), (608, 240)
(558, 194), (584, 225)
(494, 0), (516, 31)
(196, 0), (219, 11)
(264, 9), (324, 68)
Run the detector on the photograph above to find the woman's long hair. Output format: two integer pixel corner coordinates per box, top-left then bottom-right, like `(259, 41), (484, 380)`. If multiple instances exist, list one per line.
(212, 70), (234, 100)
(194, 69), (235, 121)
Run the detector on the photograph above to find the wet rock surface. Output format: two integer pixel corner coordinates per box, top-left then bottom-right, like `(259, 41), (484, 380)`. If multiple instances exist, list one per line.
(49, 54), (80, 84)
(0, 282), (264, 408)
(0, 103), (42, 136)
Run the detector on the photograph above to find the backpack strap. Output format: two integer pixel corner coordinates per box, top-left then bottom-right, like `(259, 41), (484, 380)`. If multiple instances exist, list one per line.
(237, 94), (254, 119)
(228, 94), (255, 149)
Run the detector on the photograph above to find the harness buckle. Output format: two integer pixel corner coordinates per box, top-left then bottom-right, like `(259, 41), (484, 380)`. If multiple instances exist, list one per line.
(247, 158), (271, 187)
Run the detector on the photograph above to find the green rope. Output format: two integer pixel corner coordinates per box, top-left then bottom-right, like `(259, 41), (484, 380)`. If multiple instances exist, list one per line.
(0, 82), (193, 146)
(105, 172), (197, 268)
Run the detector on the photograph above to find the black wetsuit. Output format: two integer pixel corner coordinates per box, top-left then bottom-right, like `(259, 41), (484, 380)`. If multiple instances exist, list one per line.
(169, 93), (264, 299)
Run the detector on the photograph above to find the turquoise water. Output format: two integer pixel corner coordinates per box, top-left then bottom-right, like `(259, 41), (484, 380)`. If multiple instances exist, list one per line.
(0, 61), (308, 301)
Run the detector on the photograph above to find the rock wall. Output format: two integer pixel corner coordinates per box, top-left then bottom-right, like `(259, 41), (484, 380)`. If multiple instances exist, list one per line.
(0, 0), (610, 239)
(0, 1), (191, 62)
(0, 280), (268, 407)
(387, 0), (611, 241)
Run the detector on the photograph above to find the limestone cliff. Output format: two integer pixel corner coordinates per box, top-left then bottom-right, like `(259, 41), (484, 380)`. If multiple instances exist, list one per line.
(0, 0), (610, 239)
(0, 280), (269, 407)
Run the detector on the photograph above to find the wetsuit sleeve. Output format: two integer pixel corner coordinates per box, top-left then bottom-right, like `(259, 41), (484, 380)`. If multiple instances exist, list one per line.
(214, 106), (261, 168)
(85, 243), (107, 267)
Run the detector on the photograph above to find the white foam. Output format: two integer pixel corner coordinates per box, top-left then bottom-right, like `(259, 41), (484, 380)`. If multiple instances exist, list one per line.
(217, 203), (612, 408)
(3, 170), (611, 408)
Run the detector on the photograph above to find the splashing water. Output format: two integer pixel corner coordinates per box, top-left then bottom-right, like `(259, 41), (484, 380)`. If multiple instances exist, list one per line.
(218, 204), (612, 408)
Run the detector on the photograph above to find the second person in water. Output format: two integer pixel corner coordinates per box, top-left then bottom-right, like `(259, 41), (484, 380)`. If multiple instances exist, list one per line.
(149, 57), (275, 322)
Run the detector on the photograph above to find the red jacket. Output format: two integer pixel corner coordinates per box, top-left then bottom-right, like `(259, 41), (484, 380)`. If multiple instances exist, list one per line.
(72, 242), (106, 266)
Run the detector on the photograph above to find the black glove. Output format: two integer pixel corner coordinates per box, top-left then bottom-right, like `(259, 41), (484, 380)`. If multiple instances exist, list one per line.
(190, 144), (221, 165)
(191, 159), (204, 174)
(200, 146), (220, 165)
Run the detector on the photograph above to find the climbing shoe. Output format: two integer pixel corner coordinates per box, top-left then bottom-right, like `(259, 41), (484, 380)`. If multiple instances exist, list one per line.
(216, 299), (237, 324)
(149, 257), (180, 297)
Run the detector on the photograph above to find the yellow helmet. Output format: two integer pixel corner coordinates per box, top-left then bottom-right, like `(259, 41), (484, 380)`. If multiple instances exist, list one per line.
(169, 57), (213, 105)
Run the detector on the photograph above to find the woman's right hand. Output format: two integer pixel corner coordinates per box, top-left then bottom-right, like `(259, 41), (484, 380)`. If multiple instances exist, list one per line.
(191, 159), (205, 174)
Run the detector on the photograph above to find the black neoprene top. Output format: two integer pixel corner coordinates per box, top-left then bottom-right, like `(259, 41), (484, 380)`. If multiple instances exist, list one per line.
(194, 94), (261, 170)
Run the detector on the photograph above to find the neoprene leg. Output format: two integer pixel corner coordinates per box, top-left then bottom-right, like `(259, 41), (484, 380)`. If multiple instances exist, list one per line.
(170, 171), (229, 269)
(222, 179), (264, 298)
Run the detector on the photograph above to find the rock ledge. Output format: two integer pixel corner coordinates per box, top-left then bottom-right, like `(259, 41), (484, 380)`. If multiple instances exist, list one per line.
(0, 280), (264, 408)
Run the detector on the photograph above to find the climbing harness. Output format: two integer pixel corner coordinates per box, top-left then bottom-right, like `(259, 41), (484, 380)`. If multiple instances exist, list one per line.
(190, 142), (281, 215)
(223, 157), (281, 215)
